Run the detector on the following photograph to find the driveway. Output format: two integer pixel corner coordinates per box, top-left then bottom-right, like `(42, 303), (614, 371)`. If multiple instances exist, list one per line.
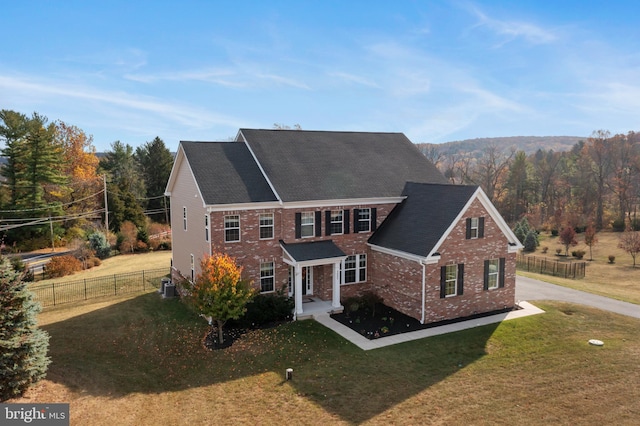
(516, 275), (640, 319)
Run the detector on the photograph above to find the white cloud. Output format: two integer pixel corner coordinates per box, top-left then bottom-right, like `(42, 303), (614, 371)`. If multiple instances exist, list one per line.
(467, 5), (557, 46)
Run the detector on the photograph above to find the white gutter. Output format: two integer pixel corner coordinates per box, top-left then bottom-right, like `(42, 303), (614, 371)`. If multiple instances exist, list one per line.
(420, 260), (426, 324)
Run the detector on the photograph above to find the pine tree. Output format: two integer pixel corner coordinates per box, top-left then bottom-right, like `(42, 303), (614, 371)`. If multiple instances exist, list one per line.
(523, 230), (538, 252)
(0, 256), (50, 401)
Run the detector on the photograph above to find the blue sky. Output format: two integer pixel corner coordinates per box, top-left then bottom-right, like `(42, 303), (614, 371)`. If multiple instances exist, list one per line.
(1, 1), (639, 151)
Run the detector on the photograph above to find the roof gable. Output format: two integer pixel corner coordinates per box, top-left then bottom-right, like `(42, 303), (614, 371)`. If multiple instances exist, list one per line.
(368, 183), (478, 257)
(239, 129), (447, 202)
(177, 141), (277, 205)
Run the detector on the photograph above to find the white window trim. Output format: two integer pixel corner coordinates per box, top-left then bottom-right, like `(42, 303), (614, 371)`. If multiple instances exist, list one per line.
(259, 213), (274, 240)
(183, 207), (187, 231)
(301, 212), (314, 238)
(342, 254), (367, 285)
(358, 208), (371, 232)
(487, 259), (499, 289)
(445, 264), (458, 297)
(260, 261), (275, 293)
(224, 215), (241, 243)
(331, 210), (344, 235)
(470, 217), (479, 239)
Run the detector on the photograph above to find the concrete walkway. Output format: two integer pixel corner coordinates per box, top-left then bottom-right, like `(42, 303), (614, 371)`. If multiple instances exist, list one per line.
(313, 275), (639, 350)
(313, 301), (544, 351)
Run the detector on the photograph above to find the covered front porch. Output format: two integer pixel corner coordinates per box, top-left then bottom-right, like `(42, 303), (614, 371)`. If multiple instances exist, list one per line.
(281, 240), (347, 319)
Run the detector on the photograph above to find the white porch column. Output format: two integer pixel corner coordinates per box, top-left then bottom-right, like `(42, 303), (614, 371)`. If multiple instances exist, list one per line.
(332, 261), (341, 308)
(295, 264), (304, 315)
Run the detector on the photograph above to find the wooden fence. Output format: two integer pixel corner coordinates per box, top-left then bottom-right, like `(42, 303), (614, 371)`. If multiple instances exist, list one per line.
(29, 267), (170, 308)
(516, 254), (586, 279)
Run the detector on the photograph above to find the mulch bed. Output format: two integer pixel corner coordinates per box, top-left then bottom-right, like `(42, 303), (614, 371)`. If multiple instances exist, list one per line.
(331, 303), (519, 340)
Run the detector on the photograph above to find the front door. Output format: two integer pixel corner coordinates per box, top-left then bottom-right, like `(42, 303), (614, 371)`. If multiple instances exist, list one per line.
(302, 266), (313, 296)
(289, 266), (313, 296)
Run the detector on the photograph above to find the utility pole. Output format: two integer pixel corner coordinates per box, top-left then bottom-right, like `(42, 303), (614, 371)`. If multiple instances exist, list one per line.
(103, 174), (109, 231)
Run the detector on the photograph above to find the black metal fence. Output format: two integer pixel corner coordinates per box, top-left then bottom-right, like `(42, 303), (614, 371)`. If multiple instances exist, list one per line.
(29, 267), (170, 308)
(516, 254), (586, 279)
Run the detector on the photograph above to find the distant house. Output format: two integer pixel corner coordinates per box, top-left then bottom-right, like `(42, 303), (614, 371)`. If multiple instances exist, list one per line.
(165, 129), (523, 323)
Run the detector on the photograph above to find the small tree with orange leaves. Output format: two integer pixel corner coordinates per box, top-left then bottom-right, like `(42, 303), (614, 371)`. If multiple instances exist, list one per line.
(185, 253), (255, 345)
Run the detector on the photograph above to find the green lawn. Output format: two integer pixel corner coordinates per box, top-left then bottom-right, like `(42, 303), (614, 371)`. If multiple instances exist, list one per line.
(11, 292), (640, 425)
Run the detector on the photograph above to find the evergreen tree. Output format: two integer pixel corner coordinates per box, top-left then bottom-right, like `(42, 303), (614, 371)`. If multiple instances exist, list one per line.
(523, 230), (538, 252)
(0, 256), (50, 401)
(135, 137), (174, 223)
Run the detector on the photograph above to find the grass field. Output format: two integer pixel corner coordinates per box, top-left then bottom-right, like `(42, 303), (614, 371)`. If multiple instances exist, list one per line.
(521, 231), (640, 304)
(11, 291), (640, 425)
(34, 250), (172, 285)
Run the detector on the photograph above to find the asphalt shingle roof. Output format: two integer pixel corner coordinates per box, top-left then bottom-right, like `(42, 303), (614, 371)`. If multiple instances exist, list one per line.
(240, 129), (448, 202)
(368, 182), (478, 257)
(181, 141), (277, 204)
(280, 240), (346, 262)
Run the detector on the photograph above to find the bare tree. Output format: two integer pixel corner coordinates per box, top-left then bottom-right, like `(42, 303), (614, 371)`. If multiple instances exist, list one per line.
(618, 228), (640, 267)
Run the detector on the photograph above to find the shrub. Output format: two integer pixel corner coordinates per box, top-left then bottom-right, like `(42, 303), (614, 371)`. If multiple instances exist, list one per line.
(556, 248), (562, 255)
(612, 219), (626, 232)
(237, 290), (294, 327)
(551, 229), (559, 237)
(45, 255), (82, 278)
(608, 255), (616, 264)
(572, 250), (585, 259)
(361, 291), (384, 318)
(541, 246), (548, 254)
(632, 219), (640, 231)
(136, 240), (149, 252)
(88, 232), (111, 259)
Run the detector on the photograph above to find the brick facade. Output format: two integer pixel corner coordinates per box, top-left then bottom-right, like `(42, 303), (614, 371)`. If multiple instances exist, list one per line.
(370, 198), (516, 323)
(205, 203), (397, 298)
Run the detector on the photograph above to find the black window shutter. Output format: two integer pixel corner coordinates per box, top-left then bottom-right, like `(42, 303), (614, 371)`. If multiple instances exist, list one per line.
(344, 210), (350, 234)
(465, 218), (472, 239)
(295, 213), (301, 239)
(371, 208), (377, 232)
(499, 257), (506, 288)
(353, 208), (360, 233)
(483, 260), (490, 290)
(479, 217), (485, 238)
(439, 266), (446, 299)
(315, 211), (322, 237)
(325, 210), (331, 236)
(457, 264), (464, 296)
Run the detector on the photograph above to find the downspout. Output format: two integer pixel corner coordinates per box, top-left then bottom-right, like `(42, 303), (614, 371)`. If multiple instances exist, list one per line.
(420, 260), (426, 324)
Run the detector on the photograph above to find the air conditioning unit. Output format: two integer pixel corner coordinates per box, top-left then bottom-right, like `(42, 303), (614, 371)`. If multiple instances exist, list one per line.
(163, 283), (175, 298)
(160, 277), (171, 293)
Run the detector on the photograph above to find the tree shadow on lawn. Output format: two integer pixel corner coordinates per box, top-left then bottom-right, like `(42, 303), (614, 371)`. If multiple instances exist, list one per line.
(42, 292), (499, 424)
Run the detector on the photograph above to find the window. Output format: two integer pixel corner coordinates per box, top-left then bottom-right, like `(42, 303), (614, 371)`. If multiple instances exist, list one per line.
(487, 259), (499, 289)
(190, 254), (195, 282)
(342, 254), (366, 284)
(259, 213), (274, 239)
(204, 215), (209, 242)
(444, 264), (458, 297)
(470, 217), (479, 239)
(301, 212), (314, 238)
(484, 258), (505, 290)
(357, 208), (371, 232)
(466, 217), (485, 239)
(183, 207), (187, 231)
(440, 263), (463, 298)
(224, 215), (240, 242)
(330, 210), (343, 235)
(260, 261), (275, 293)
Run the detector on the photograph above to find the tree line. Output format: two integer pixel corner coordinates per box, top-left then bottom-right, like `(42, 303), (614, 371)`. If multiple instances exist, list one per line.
(0, 109), (174, 251)
(424, 129), (640, 232)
